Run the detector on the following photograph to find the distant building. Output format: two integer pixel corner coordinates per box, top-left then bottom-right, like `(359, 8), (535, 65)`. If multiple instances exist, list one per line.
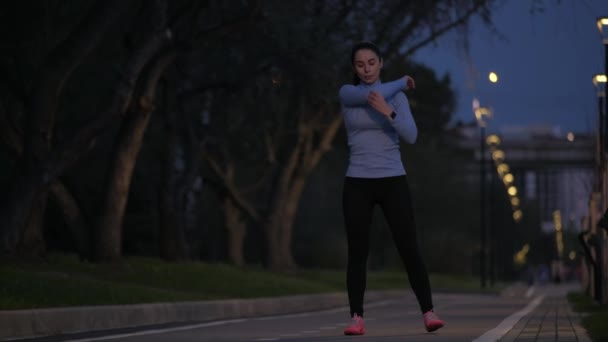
(448, 122), (595, 233)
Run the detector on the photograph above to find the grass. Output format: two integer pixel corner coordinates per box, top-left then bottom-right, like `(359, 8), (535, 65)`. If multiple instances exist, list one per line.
(567, 291), (608, 342)
(0, 253), (501, 311)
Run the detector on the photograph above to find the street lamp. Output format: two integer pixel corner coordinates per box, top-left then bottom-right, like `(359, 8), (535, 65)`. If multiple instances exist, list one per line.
(593, 74), (607, 198)
(598, 17), (608, 210)
(593, 21), (608, 298)
(593, 74), (606, 196)
(598, 17), (608, 94)
(473, 98), (492, 289)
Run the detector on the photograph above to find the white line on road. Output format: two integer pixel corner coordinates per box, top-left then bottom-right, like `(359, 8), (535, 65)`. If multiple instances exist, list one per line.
(525, 286), (535, 298)
(61, 299), (400, 341)
(63, 319), (247, 342)
(471, 294), (544, 342)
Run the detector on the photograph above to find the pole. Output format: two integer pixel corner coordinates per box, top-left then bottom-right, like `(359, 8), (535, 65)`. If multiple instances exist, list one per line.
(602, 41), (608, 306)
(480, 125), (487, 289)
(604, 43), (608, 156)
(601, 93), (605, 166)
(599, 92), (605, 195)
(603, 43), (608, 210)
(489, 157), (495, 286)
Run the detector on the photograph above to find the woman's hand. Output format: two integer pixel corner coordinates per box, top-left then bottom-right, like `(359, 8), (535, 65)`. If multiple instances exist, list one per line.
(404, 75), (415, 90)
(367, 91), (393, 119)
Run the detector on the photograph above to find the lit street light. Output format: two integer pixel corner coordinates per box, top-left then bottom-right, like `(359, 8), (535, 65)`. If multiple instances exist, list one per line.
(488, 72), (498, 83)
(502, 173), (514, 186)
(510, 196), (520, 207)
(513, 209), (523, 223)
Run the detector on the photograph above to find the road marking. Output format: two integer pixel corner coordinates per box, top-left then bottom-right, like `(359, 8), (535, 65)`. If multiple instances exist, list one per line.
(472, 295), (544, 342)
(525, 286), (535, 298)
(63, 319), (247, 342)
(62, 299), (400, 341)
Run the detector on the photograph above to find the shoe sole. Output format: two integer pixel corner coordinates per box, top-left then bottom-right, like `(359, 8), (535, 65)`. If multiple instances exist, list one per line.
(344, 330), (365, 335)
(425, 324), (444, 332)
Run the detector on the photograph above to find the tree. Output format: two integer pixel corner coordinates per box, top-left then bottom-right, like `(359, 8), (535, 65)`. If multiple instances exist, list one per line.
(0, 0), (137, 257)
(0, 0), (263, 261)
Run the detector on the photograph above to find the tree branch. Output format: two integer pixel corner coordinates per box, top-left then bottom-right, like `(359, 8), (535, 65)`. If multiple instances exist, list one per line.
(28, 0), (131, 146)
(44, 30), (173, 182)
(398, 3), (487, 58)
(202, 152), (261, 223)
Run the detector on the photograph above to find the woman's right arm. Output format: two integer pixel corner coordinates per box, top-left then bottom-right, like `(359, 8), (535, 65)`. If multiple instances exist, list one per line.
(338, 77), (408, 106)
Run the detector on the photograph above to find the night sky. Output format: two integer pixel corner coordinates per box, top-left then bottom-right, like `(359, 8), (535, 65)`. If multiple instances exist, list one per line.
(413, 0), (608, 136)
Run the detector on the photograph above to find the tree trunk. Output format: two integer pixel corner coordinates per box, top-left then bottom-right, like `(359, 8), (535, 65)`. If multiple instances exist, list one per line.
(95, 109), (153, 261)
(0, 104), (91, 259)
(224, 198), (246, 267)
(96, 46), (176, 262)
(264, 173), (308, 270)
(265, 223), (284, 270)
(17, 192), (48, 258)
(263, 114), (342, 270)
(48, 181), (91, 260)
(1, 167), (47, 254)
(278, 176), (307, 265)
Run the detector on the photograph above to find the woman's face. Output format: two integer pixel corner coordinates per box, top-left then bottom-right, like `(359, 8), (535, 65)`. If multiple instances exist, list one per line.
(353, 49), (383, 84)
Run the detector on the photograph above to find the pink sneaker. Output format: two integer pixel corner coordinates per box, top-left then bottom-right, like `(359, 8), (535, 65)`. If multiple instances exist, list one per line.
(423, 310), (444, 332)
(343, 313), (365, 335)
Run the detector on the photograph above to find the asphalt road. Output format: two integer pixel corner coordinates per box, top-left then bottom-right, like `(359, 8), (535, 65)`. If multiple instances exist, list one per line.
(21, 290), (539, 342)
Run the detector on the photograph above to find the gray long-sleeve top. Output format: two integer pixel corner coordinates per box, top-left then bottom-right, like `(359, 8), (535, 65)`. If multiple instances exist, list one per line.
(338, 78), (418, 178)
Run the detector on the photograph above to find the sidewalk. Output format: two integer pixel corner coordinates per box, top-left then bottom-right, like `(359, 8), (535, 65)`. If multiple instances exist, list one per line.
(499, 282), (592, 342)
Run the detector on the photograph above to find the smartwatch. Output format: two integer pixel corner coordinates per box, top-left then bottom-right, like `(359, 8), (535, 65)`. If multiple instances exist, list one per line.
(390, 111), (396, 119)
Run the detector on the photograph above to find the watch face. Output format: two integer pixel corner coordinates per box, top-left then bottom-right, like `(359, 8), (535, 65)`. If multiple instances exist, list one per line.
(391, 112), (396, 119)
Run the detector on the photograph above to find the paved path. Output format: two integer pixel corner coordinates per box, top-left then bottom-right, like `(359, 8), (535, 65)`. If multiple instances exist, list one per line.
(1, 282), (593, 341)
(499, 283), (591, 342)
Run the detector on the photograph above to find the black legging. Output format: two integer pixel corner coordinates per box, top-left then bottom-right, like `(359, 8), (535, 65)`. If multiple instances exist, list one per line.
(342, 175), (433, 317)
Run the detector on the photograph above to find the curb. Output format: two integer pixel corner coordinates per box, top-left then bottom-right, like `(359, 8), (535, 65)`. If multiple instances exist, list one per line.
(0, 290), (405, 340)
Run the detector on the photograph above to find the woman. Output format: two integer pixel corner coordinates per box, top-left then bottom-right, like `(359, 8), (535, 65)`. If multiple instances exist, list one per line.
(338, 41), (444, 336)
